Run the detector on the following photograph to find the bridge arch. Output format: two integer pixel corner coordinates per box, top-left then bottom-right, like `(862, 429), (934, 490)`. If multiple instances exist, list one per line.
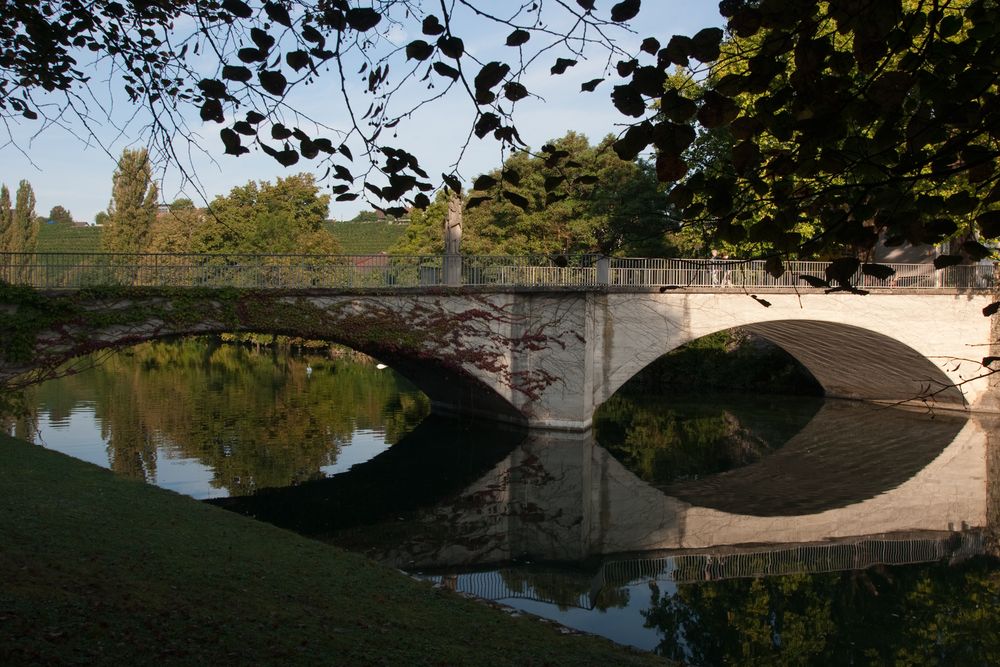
(593, 292), (988, 420)
(0, 291), (529, 426)
(598, 319), (965, 411)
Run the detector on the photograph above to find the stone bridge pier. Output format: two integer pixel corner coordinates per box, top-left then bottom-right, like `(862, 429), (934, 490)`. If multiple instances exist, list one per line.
(2, 288), (997, 429)
(434, 290), (999, 429)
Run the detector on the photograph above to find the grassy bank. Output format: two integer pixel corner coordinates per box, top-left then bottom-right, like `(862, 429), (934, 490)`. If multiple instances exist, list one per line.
(0, 435), (661, 666)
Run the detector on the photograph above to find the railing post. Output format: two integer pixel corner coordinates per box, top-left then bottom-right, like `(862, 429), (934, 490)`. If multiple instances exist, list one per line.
(597, 255), (610, 285)
(444, 254), (461, 286)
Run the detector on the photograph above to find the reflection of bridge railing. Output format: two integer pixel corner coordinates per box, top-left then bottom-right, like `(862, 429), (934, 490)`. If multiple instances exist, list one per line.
(421, 532), (986, 611)
(598, 532), (986, 588)
(0, 252), (995, 290)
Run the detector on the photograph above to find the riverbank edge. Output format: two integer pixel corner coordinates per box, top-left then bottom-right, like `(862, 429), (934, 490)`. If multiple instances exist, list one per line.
(0, 434), (664, 666)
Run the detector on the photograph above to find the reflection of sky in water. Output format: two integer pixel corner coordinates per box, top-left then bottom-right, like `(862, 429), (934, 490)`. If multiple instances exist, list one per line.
(32, 406), (390, 500)
(504, 584), (666, 652)
(320, 428), (391, 476)
(420, 573), (677, 653)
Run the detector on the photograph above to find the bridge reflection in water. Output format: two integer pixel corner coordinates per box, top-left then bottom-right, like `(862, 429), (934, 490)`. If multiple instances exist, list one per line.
(428, 532), (987, 611)
(216, 400), (997, 611)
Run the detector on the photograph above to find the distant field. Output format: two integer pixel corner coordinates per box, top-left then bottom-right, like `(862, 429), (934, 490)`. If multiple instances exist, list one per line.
(325, 221), (408, 254)
(36, 223), (102, 253)
(33, 221), (408, 255)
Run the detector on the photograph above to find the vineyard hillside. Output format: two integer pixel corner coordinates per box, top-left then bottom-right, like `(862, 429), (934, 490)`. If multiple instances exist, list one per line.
(36, 224), (103, 253)
(324, 221), (408, 255)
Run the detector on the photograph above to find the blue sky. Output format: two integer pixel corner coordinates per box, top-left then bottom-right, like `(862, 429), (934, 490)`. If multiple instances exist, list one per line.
(0, 2), (724, 224)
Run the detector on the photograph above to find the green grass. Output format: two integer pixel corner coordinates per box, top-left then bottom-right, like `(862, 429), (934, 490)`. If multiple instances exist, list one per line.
(0, 435), (663, 666)
(36, 223), (103, 253)
(325, 221), (408, 254)
(33, 222), (406, 256)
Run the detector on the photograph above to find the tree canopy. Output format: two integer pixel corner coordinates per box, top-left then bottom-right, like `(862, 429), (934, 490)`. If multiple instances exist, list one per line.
(2, 1), (999, 267)
(101, 148), (158, 253)
(47, 205), (74, 226)
(190, 173), (339, 254)
(392, 131), (672, 256)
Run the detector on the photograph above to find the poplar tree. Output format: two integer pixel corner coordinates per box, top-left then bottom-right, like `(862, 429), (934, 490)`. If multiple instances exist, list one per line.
(101, 148), (158, 253)
(12, 180), (37, 253)
(0, 185), (12, 251)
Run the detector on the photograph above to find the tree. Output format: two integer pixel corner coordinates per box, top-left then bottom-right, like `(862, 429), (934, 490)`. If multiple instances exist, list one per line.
(631, 0), (1000, 277)
(390, 191), (450, 255)
(392, 132), (672, 256)
(191, 173), (338, 254)
(12, 180), (37, 253)
(351, 211), (382, 223)
(101, 148), (158, 253)
(1, 2), (998, 273)
(0, 185), (11, 251)
(47, 205), (74, 226)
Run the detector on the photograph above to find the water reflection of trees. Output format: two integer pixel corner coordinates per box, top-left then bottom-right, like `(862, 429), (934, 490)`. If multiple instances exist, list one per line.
(29, 338), (429, 493)
(497, 568), (630, 612)
(594, 393), (821, 485)
(643, 560), (1000, 664)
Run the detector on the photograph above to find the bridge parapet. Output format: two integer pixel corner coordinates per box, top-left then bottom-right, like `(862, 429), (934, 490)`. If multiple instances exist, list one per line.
(0, 252), (994, 292)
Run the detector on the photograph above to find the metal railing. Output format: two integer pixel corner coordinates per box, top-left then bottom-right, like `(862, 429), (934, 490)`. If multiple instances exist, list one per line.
(596, 532), (986, 589)
(419, 532), (986, 611)
(0, 252), (994, 290)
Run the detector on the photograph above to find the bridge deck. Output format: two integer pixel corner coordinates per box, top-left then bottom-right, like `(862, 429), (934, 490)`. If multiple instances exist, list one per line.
(1, 252), (994, 292)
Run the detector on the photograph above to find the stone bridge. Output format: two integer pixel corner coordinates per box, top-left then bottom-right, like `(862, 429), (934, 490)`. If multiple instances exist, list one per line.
(216, 401), (996, 572)
(1, 254), (997, 428)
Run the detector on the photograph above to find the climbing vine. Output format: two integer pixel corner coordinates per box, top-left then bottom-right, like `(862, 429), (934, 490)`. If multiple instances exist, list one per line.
(0, 285), (577, 406)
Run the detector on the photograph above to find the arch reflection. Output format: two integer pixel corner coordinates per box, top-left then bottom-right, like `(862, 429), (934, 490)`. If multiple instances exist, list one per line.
(238, 400), (990, 572)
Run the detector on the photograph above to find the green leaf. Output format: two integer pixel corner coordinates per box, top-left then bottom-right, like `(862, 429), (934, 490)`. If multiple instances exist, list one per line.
(640, 37), (660, 55)
(610, 0), (641, 23)
(977, 211), (1000, 239)
(765, 256), (784, 278)
(474, 62), (510, 92)
(221, 0), (252, 19)
(473, 175), (497, 191)
(963, 240), (993, 261)
(799, 274), (828, 288)
(220, 128), (248, 156)
(442, 173), (462, 194)
(466, 195), (491, 210)
(422, 16), (445, 35)
(551, 58), (577, 75)
(222, 65), (252, 82)
(264, 1), (292, 27)
(432, 61), (459, 80)
(697, 91), (739, 128)
(506, 29), (530, 47)
(285, 51), (311, 72)
(406, 40), (434, 61)
(347, 8), (381, 31)
(503, 190), (530, 210)
(690, 27), (723, 62)
(437, 36), (464, 59)
(258, 70), (287, 96)
(933, 254), (964, 269)
(862, 263), (896, 280)
(612, 84), (646, 117)
(503, 82), (529, 102)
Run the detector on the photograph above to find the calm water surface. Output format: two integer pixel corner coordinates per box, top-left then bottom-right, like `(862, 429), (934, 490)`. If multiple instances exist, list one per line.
(9, 338), (1000, 663)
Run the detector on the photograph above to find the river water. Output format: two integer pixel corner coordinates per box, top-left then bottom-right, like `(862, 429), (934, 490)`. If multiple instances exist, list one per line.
(8, 338), (1000, 663)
